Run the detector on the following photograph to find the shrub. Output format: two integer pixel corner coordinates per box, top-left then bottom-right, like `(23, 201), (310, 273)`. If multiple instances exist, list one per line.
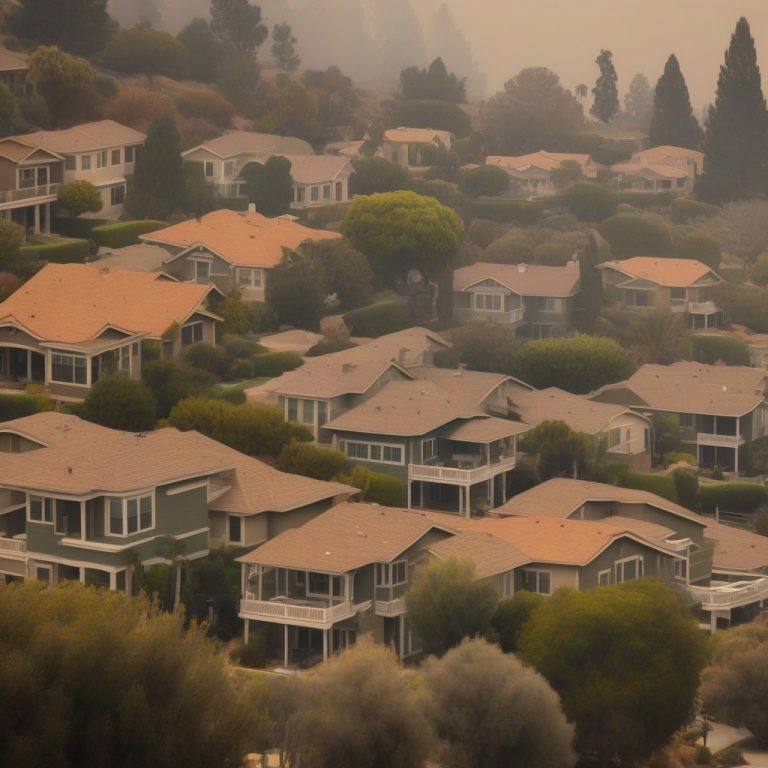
(305, 336), (357, 357)
(539, 211), (578, 230)
(562, 181), (618, 222)
(345, 465), (406, 506)
(175, 89), (234, 128)
(715, 747), (745, 767)
(597, 213), (673, 259)
(182, 343), (232, 377)
(221, 336), (266, 358)
(616, 190), (678, 208)
(349, 156), (410, 196)
(672, 468), (699, 510)
(83, 375), (157, 432)
(669, 197), (720, 224)
(0, 392), (53, 421)
(713, 282), (768, 333)
(671, 227), (721, 270)
(343, 300), (411, 338)
(20, 238), (90, 263)
(484, 233), (534, 264)
(466, 218), (509, 249)
(227, 359), (255, 379)
(105, 85), (176, 130)
(620, 471), (679, 503)
(91, 220), (168, 249)
(533, 241), (574, 266)
(698, 483), (768, 515)
(470, 198), (545, 225)
(276, 440), (347, 481)
(488, 591), (545, 653)
(457, 166), (509, 197)
(233, 629), (267, 668)
(692, 335), (751, 366)
(664, 451), (698, 467)
(251, 351), (304, 377)
(751, 252), (768, 285)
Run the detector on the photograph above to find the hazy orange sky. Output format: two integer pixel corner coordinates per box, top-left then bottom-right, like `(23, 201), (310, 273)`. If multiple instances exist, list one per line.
(414, 0), (768, 109)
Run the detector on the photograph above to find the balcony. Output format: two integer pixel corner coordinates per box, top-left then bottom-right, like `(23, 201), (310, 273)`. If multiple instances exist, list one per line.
(239, 595), (366, 628)
(0, 183), (60, 208)
(374, 596), (406, 616)
(689, 300), (718, 315)
(669, 298), (687, 313)
(455, 307), (524, 325)
(689, 578), (768, 610)
(0, 536), (26, 557)
(409, 454), (516, 485)
(696, 432), (745, 448)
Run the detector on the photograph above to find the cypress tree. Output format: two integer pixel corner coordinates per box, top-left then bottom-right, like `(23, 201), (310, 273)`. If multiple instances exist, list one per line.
(648, 54), (703, 149)
(591, 49), (619, 123)
(697, 17), (768, 202)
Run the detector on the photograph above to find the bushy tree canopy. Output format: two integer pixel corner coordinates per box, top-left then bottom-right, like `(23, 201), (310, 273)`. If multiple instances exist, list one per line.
(83, 375), (156, 432)
(100, 25), (188, 79)
(177, 19), (225, 83)
(56, 179), (102, 219)
(649, 54), (703, 149)
(210, 0), (267, 53)
(591, 50), (619, 123)
(271, 22), (300, 72)
(400, 56), (466, 102)
(520, 420), (593, 480)
(241, 155), (293, 216)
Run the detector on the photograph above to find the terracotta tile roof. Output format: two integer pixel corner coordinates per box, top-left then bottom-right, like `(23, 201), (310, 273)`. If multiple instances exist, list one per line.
(704, 520), (768, 572)
(600, 257), (719, 288)
(237, 502), (456, 572)
(426, 530), (530, 577)
(0, 49), (27, 71)
(594, 362), (767, 417)
(141, 209), (341, 269)
(0, 412), (354, 508)
(0, 263), (217, 343)
(512, 387), (645, 436)
(383, 127), (454, 145)
(184, 131), (314, 159)
(454, 261), (580, 297)
(486, 151), (592, 173)
(280, 154), (352, 184)
(20, 120), (145, 153)
(494, 478), (705, 526)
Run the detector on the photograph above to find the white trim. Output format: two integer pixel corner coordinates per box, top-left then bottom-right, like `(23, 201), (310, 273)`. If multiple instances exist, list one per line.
(597, 568), (612, 586)
(105, 492), (155, 538)
(520, 568), (552, 595)
(59, 526), (209, 553)
(27, 552), (122, 572)
(165, 481), (209, 497)
(341, 439), (405, 466)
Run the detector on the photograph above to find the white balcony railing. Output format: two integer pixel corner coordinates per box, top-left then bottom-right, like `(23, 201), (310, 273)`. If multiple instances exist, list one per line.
(455, 307), (524, 324)
(409, 455), (516, 485)
(689, 578), (768, 610)
(689, 300), (718, 314)
(374, 597), (406, 616)
(239, 597), (359, 627)
(669, 298), (687, 313)
(0, 537), (26, 555)
(0, 183), (60, 206)
(696, 432), (745, 447)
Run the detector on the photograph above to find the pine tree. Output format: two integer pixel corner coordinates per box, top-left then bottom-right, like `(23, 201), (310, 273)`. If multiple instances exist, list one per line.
(210, 0), (267, 53)
(697, 17), (768, 202)
(591, 49), (619, 123)
(127, 116), (184, 220)
(649, 55), (703, 149)
(271, 22), (299, 71)
(623, 73), (653, 129)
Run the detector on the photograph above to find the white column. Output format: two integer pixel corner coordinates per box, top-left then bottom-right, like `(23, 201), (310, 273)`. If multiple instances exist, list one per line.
(244, 619), (249, 644)
(489, 477), (495, 509)
(322, 629), (328, 661)
(26, 350), (31, 380)
(109, 571), (116, 591)
(33, 205), (40, 234)
(735, 417), (741, 475)
(284, 625), (289, 668)
(329, 628), (334, 656)
(80, 501), (86, 540)
(407, 480), (412, 509)
(79, 567), (85, 584)
(257, 565), (262, 601)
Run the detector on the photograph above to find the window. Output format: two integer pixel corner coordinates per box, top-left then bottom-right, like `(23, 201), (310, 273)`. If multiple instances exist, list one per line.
(295, 187), (305, 203)
(64, 155), (76, 171)
(676, 178), (686, 189)
(532, 324), (554, 339)
(51, 352), (87, 385)
(679, 413), (695, 429)
(421, 437), (437, 463)
(118, 345), (131, 372)
(180, 322), (204, 346)
(228, 515), (242, 544)
(502, 571), (514, 598)
(107, 494), (153, 536)
(162, 340), (174, 359)
(307, 572), (342, 597)
(310, 186), (319, 202)
(537, 297), (563, 313)
(204, 161), (214, 177)
(194, 260), (211, 281)
(521, 569), (551, 595)
(29, 495), (54, 523)
(673, 558), (687, 580)
(111, 149), (121, 165)
(323, 184), (331, 199)
(343, 441), (403, 465)
(18, 166), (48, 189)
(81, 154), (92, 170)
(302, 399), (314, 423)
(110, 185), (125, 206)
(236, 268), (262, 288)
(96, 150), (107, 168)
(615, 556), (644, 583)
(376, 561), (407, 586)
(287, 398), (298, 421)
(295, 571), (306, 587)
(125, 146), (135, 164)
(318, 401), (328, 428)
(670, 287), (686, 300)
(224, 161), (235, 176)
(660, 179), (672, 190)
(598, 569), (611, 586)
(474, 293), (503, 311)
(626, 290), (650, 307)
(608, 427), (622, 449)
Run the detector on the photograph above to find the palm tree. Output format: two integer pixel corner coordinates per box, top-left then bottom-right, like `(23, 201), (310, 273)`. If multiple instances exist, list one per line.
(629, 310), (692, 365)
(575, 83), (589, 107)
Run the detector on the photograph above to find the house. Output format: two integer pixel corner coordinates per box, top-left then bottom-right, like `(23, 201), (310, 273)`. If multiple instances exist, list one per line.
(140, 209), (342, 302)
(0, 263), (221, 399)
(0, 412), (354, 589)
(598, 257), (723, 330)
(19, 120), (146, 218)
(453, 260), (580, 338)
(485, 151), (598, 197)
(591, 362), (768, 473)
(495, 478), (768, 630)
(181, 131), (353, 208)
(378, 127), (454, 168)
(612, 145), (705, 195)
(509, 387), (652, 468)
(0, 138), (63, 235)
(0, 50), (29, 97)
(236, 498), (687, 664)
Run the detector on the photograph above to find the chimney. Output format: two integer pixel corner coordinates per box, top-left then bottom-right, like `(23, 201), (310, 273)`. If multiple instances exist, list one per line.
(248, 203), (257, 213)
(342, 363), (355, 373)
(518, 263), (528, 273)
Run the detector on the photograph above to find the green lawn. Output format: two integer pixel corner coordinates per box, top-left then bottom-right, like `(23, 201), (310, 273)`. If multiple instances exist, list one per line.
(217, 377), (271, 394)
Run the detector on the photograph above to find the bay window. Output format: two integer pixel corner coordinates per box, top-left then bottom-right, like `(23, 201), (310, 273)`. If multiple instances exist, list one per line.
(107, 494), (153, 536)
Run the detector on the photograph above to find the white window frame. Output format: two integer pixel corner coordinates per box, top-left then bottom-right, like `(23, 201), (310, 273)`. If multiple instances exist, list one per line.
(598, 569), (611, 586)
(421, 437), (437, 463)
(118, 345), (131, 373)
(323, 183), (331, 199)
(236, 268), (263, 289)
(81, 154), (92, 171)
(223, 160), (235, 176)
(204, 161), (214, 177)
(228, 514), (243, 544)
(376, 560), (407, 587)
(194, 259), (211, 281)
(106, 493), (154, 538)
(111, 148), (121, 165)
(474, 292), (503, 312)
(342, 440), (404, 466)
(608, 427), (622, 449)
(295, 570), (306, 587)
(18, 165), (49, 189)
(180, 321), (204, 346)
(502, 571), (515, 598)
(673, 557), (687, 581)
(96, 150), (107, 168)
(520, 568), (552, 595)
(125, 146), (135, 164)
(110, 184), (126, 206)
(28, 494), (54, 524)
(307, 571), (342, 598)
(615, 555), (644, 583)
(310, 186), (319, 202)
(51, 351), (88, 386)
(538, 297), (563, 313)
(64, 155), (76, 171)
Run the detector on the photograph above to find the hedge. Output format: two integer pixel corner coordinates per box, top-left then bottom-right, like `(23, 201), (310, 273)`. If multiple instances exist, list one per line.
(0, 392), (54, 421)
(691, 335), (751, 366)
(91, 220), (168, 249)
(52, 217), (110, 239)
(20, 238), (91, 263)
(343, 299), (411, 338)
(347, 466), (407, 506)
(668, 197), (720, 224)
(562, 182), (618, 222)
(616, 191), (678, 209)
(698, 483), (768, 514)
(251, 351), (304, 377)
(470, 198), (547, 225)
(597, 213), (672, 259)
(305, 336), (357, 357)
(620, 471), (679, 503)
